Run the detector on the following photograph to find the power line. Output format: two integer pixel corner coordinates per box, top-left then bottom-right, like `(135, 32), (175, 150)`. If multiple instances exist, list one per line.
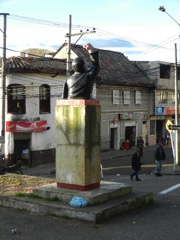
(7, 14), (178, 61)
(96, 29), (178, 60)
(9, 14), (93, 30)
(1, 14), (179, 87)
(97, 28), (168, 49)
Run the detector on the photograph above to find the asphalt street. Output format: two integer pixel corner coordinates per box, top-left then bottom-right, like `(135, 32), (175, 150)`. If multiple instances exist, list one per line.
(102, 145), (174, 176)
(0, 174), (180, 240)
(1, 145), (180, 240)
(22, 144), (175, 178)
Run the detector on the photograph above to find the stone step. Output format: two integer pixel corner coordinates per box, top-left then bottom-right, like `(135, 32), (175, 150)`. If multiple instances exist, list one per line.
(33, 181), (132, 206)
(0, 191), (154, 223)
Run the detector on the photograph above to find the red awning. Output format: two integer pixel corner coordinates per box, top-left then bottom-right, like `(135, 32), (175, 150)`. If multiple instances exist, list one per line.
(6, 120), (47, 132)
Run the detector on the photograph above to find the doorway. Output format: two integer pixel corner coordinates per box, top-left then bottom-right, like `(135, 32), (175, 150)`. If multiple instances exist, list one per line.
(125, 126), (136, 147)
(142, 121), (147, 145)
(14, 139), (31, 166)
(156, 120), (164, 143)
(110, 127), (118, 150)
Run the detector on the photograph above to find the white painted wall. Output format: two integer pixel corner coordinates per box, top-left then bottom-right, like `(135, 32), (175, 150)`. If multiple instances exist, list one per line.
(3, 73), (66, 155)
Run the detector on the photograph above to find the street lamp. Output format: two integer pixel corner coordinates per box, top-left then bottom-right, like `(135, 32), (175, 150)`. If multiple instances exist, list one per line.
(159, 6), (179, 167)
(159, 6), (180, 26)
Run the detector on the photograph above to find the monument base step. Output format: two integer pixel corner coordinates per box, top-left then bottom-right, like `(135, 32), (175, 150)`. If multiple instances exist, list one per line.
(32, 181), (132, 206)
(0, 181), (154, 223)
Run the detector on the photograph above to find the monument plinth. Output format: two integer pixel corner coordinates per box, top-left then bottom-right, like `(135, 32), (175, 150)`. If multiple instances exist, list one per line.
(55, 99), (101, 191)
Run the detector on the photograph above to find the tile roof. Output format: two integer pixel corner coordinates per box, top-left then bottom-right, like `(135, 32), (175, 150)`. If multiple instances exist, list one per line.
(70, 44), (154, 88)
(4, 45), (154, 88)
(4, 57), (66, 75)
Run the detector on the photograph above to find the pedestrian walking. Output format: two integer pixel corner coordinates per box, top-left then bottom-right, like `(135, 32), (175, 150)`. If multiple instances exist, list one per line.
(137, 136), (144, 158)
(130, 148), (143, 181)
(154, 141), (166, 176)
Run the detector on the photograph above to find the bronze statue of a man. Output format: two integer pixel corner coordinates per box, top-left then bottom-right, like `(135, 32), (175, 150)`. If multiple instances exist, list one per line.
(62, 43), (100, 99)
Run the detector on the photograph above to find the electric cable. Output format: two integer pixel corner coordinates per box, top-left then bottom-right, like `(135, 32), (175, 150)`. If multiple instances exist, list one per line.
(6, 14), (179, 62)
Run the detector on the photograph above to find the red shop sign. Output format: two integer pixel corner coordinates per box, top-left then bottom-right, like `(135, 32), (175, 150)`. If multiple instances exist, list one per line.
(6, 120), (47, 132)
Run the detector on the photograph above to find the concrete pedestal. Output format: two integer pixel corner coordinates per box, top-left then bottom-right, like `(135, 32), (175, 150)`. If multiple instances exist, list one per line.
(55, 99), (101, 191)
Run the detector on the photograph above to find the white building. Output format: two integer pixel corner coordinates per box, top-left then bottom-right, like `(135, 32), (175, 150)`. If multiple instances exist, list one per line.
(0, 57), (66, 166)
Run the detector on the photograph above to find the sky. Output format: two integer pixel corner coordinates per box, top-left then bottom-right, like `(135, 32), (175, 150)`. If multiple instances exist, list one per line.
(0, 0), (180, 62)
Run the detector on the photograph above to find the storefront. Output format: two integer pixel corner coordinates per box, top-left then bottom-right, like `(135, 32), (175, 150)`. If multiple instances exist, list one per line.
(110, 112), (140, 150)
(150, 105), (176, 144)
(6, 120), (48, 166)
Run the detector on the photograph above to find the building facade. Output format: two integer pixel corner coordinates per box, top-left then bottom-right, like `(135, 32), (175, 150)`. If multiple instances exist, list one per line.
(54, 44), (154, 151)
(0, 57), (66, 166)
(97, 84), (153, 150)
(0, 46), (156, 167)
(135, 60), (180, 145)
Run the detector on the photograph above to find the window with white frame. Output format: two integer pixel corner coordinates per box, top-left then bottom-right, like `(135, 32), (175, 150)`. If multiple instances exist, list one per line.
(134, 90), (141, 104)
(172, 92), (180, 104)
(158, 91), (168, 104)
(112, 90), (119, 105)
(39, 84), (50, 113)
(92, 83), (97, 99)
(123, 90), (130, 105)
(7, 84), (26, 114)
(171, 92), (175, 104)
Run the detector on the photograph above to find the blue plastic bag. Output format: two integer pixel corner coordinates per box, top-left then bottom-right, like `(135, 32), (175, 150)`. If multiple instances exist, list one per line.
(69, 196), (89, 207)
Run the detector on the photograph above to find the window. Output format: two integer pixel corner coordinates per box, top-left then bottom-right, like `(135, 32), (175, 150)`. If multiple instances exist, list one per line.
(172, 92), (180, 104)
(123, 90), (130, 105)
(39, 84), (50, 113)
(134, 90), (141, 104)
(112, 90), (119, 105)
(177, 67), (180, 80)
(92, 83), (97, 99)
(158, 91), (168, 104)
(160, 64), (170, 79)
(171, 92), (175, 104)
(7, 84), (26, 114)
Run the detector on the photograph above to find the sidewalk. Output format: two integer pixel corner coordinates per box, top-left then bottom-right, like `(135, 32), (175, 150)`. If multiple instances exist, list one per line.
(23, 144), (180, 177)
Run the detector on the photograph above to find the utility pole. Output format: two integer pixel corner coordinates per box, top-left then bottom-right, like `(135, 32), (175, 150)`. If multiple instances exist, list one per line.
(159, 6), (180, 165)
(0, 13), (9, 153)
(174, 43), (179, 167)
(65, 15), (95, 77)
(66, 15), (72, 77)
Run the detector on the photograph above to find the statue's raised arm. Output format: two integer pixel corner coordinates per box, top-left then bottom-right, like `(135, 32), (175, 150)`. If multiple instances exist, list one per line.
(62, 43), (100, 99)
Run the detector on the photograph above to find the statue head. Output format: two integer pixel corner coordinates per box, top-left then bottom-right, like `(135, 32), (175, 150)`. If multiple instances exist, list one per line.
(72, 57), (85, 73)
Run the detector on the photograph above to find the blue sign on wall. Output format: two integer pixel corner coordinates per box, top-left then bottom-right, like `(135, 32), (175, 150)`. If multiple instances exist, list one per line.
(155, 106), (165, 115)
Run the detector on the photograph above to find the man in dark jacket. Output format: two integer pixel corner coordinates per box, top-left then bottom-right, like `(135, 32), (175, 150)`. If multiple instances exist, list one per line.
(62, 43), (100, 99)
(137, 136), (144, 158)
(130, 148), (143, 181)
(154, 141), (166, 176)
